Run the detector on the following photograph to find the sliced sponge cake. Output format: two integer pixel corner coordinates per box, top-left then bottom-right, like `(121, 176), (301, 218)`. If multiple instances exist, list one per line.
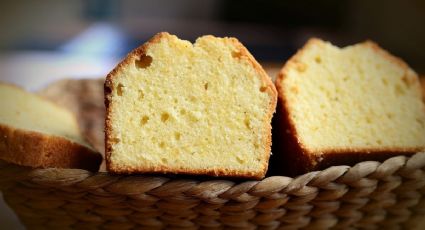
(275, 38), (425, 175)
(105, 32), (277, 179)
(0, 83), (102, 171)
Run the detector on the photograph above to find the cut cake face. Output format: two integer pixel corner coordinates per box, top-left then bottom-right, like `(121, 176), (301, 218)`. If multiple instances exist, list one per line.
(275, 38), (425, 174)
(105, 32), (277, 179)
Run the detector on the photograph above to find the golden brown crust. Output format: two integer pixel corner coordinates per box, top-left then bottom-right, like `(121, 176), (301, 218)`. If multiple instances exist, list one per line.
(362, 40), (413, 72)
(0, 124), (102, 171)
(104, 32), (169, 177)
(274, 38), (423, 176)
(225, 36), (277, 178)
(273, 38), (322, 175)
(105, 164), (263, 179)
(0, 82), (102, 171)
(104, 32), (277, 179)
(361, 41), (422, 98)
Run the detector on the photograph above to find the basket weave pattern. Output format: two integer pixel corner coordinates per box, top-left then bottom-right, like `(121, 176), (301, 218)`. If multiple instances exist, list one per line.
(1, 153), (425, 230)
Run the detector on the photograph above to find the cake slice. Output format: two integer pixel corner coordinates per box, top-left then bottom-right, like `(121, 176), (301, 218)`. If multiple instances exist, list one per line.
(105, 32), (277, 179)
(275, 38), (425, 175)
(0, 83), (102, 171)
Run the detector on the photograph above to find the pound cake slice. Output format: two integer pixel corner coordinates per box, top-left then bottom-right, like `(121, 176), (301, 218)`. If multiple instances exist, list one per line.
(275, 38), (425, 175)
(0, 83), (102, 171)
(105, 32), (277, 179)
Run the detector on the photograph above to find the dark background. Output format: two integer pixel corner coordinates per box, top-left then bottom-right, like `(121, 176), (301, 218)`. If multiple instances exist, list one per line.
(0, 0), (424, 74)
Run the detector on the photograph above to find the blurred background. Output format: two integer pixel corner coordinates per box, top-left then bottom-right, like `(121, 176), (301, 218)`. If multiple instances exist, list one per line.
(0, 0), (425, 91)
(0, 0), (424, 228)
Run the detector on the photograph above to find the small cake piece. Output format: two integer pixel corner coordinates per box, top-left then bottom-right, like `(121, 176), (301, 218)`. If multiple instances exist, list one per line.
(275, 38), (425, 175)
(0, 83), (102, 171)
(105, 32), (277, 179)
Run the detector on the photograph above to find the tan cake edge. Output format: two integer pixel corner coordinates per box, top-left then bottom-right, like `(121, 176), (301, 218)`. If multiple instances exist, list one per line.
(0, 124), (102, 171)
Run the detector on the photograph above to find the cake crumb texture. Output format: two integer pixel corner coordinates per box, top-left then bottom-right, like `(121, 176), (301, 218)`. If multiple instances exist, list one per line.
(275, 38), (425, 175)
(105, 32), (277, 179)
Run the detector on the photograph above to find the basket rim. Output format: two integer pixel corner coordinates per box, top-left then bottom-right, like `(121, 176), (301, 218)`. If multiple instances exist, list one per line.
(2, 152), (425, 229)
(1, 152), (424, 199)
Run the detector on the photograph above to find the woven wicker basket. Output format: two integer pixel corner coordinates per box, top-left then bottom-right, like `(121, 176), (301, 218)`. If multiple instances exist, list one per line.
(1, 152), (425, 230)
(1, 78), (424, 229)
